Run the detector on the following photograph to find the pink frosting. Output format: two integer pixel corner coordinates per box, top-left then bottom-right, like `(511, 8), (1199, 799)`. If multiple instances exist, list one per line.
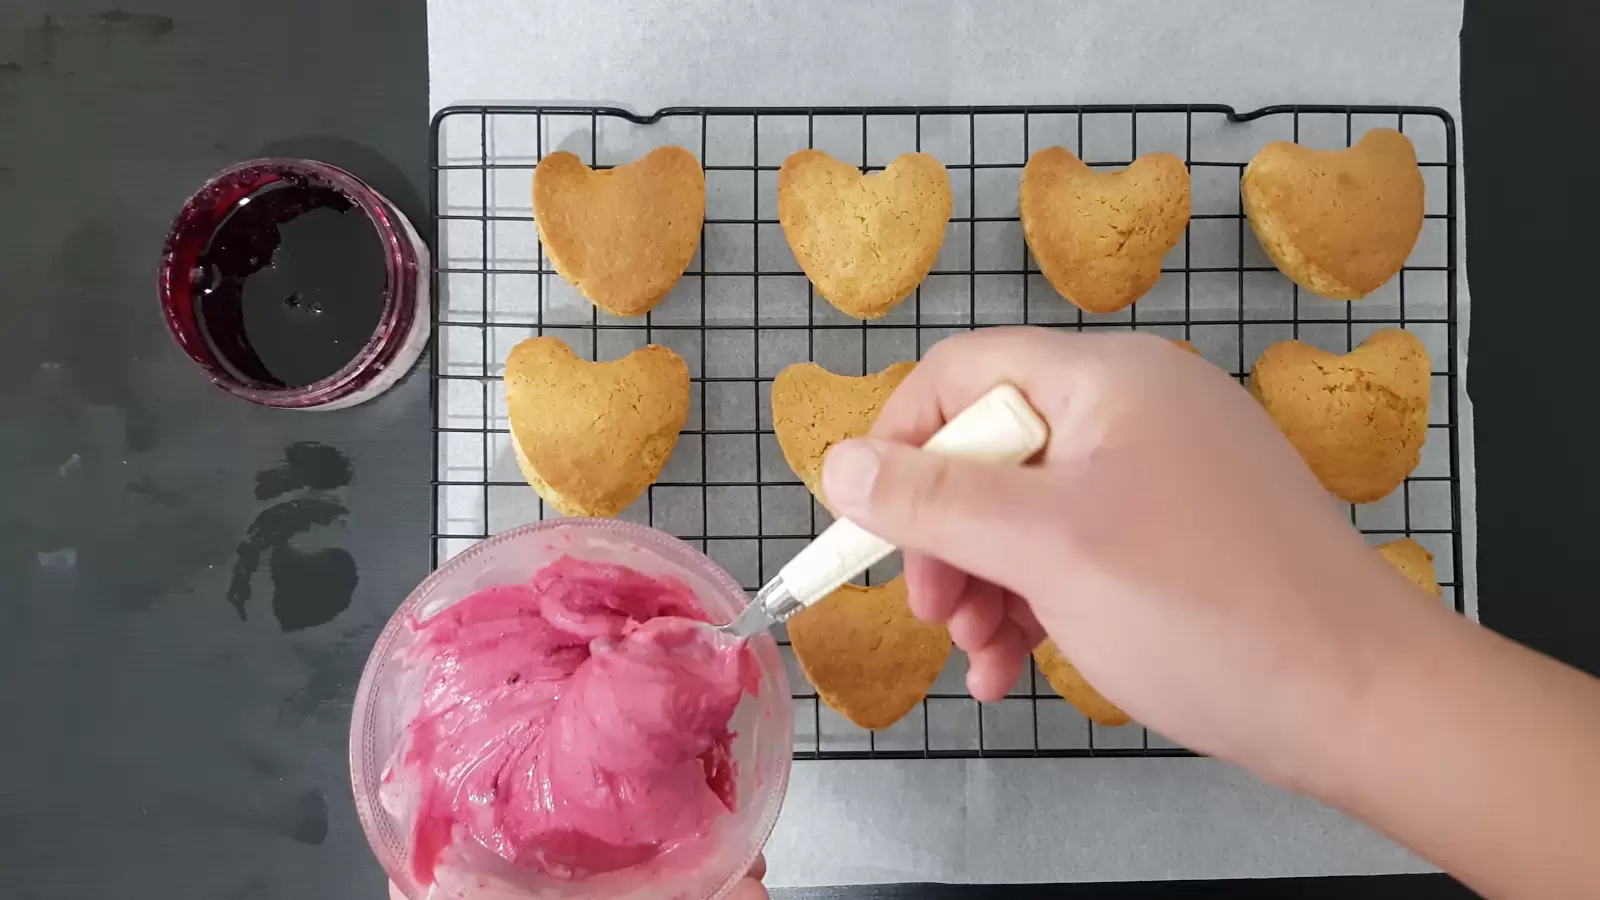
(388, 556), (756, 885)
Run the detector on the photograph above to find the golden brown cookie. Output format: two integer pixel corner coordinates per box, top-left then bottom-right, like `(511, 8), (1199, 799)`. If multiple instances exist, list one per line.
(771, 361), (916, 508)
(1251, 329), (1430, 503)
(1020, 148), (1190, 314)
(777, 150), (952, 319)
(1378, 538), (1441, 597)
(1242, 129), (1424, 301)
(532, 146), (705, 317)
(1171, 338), (1202, 356)
(787, 575), (951, 730)
(1033, 639), (1130, 727)
(505, 336), (690, 517)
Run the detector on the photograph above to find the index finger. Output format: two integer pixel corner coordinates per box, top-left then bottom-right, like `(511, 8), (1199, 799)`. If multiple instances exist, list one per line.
(870, 326), (1093, 444)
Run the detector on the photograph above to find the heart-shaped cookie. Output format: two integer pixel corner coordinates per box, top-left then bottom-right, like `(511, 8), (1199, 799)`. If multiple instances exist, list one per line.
(1251, 328), (1430, 503)
(778, 150), (951, 319)
(1020, 148), (1190, 314)
(772, 361), (916, 508)
(787, 575), (951, 730)
(505, 336), (690, 517)
(1377, 538), (1441, 597)
(1033, 639), (1130, 727)
(532, 146), (705, 317)
(1243, 129), (1424, 300)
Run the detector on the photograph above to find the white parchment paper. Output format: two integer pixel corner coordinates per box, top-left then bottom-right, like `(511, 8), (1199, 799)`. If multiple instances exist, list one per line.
(427, 0), (1474, 884)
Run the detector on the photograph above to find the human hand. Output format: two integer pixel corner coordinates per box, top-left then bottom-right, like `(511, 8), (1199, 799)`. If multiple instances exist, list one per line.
(723, 853), (769, 900)
(820, 327), (1433, 787)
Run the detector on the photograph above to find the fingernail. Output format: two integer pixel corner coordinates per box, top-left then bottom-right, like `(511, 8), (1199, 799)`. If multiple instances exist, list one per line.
(822, 440), (881, 512)
(966, 668), (999, 704)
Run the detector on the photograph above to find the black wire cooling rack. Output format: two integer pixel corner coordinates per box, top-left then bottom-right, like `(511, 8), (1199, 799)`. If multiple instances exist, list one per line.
(426, 103), (1463, 761)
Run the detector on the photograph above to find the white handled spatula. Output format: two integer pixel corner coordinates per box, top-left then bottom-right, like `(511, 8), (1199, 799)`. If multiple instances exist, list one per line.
(713, 383), (1049, 639)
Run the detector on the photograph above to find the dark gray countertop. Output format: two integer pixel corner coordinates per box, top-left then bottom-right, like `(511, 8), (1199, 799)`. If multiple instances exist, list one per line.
(0, 1), (1591, 898)
(1, 2), (425, 897)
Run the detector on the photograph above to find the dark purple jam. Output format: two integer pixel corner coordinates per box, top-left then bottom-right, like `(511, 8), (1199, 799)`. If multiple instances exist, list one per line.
(192, 182), (389, 388)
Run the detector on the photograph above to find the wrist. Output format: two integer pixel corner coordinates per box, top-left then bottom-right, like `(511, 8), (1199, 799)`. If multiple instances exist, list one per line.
(1274, 579), (1600, 899)
(1257, 566), (1445, 803)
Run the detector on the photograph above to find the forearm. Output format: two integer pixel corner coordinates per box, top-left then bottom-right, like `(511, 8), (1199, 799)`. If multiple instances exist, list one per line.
(1314, 595), (1600, 899)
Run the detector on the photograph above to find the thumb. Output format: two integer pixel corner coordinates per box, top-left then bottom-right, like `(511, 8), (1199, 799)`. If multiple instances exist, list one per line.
(822, 438), (1054, 595)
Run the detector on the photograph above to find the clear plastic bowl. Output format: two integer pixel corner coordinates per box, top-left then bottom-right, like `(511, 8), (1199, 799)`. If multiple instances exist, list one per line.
(351, 520), (793, 900)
